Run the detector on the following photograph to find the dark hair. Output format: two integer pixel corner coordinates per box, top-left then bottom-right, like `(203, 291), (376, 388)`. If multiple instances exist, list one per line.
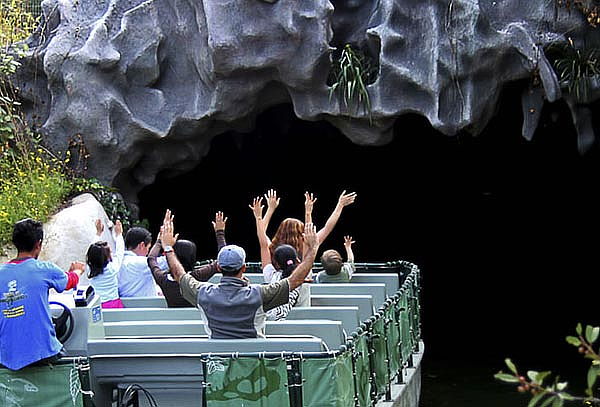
(87, 241), (111, 278)
(124, 227), (152, 250)
(174, 240), (197, 271)
(273, 244), (299, 279)
(12, 218), (44, 252)
(321, 249), (343, 275)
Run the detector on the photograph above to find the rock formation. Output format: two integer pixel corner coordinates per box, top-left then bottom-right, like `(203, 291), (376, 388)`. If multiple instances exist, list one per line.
(13, 0), (600, 202)
(40, 193), (117, 286)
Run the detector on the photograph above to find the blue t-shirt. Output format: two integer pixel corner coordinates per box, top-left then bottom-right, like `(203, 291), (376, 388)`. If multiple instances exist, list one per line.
(0, 258), (68, 370)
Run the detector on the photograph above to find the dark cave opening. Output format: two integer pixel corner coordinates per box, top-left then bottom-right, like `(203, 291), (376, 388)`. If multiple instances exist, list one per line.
(138, 81), (600, 366)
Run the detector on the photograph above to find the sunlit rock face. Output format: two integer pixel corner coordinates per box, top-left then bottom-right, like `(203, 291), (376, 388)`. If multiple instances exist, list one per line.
(14, 0), (599, 201)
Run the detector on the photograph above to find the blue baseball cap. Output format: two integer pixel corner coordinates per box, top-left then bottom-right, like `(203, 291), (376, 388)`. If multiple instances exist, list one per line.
(217, 245), (246, 272)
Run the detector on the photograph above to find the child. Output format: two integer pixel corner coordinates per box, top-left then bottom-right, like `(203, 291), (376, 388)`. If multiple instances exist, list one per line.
(315, 235), (355, 283)
(266, 244), (302, 321)
(87, 219), (125, 308)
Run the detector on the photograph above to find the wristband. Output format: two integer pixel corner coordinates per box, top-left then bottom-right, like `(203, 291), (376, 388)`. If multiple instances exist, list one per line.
(163, 245), (174, 253)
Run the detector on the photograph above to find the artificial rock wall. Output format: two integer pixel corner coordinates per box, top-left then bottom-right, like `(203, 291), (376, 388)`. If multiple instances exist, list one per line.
(14, 0), (600, 202)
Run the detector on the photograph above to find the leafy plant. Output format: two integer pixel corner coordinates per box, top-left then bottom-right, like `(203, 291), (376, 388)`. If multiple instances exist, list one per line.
(495, 323), (600, 407)
(547, 38), (600, 102)
(328, 44), (378, 123)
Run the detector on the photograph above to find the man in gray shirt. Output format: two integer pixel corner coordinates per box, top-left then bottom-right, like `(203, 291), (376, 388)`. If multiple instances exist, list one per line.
(163, 215), (320, 339)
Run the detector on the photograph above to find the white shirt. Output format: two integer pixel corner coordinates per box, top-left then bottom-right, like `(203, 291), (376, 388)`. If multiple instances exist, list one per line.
(262, 264), (311, 307)
(89, 234), (125, 303)
(118, 252), (167, 297)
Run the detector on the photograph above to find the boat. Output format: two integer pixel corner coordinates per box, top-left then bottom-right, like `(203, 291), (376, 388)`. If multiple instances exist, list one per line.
(0, 261), (423, 407)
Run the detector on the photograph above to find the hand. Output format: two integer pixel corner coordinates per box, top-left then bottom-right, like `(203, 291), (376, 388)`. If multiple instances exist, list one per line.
(304, 191), (317, 213)
(337, 190), (357, 208)
(94, 219), (104, 236)
(162, 209), (174, 228)
(113, 220), (123, 236)
(303, 222), (318, 250)
(161, 210), (179, 247)
(344, 235), (355, 249)
(68, 261), (86, 276)
(264, 189), (280, 210)
(249, 197), (264, 220)
(212, 211), (227, 231)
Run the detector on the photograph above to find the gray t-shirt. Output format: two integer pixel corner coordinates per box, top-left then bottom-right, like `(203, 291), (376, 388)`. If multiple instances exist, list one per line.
(315, 262), (355, 284)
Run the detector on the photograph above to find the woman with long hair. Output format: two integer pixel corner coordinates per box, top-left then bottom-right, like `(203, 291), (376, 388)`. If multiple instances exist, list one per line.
(250, 189), (356, 306)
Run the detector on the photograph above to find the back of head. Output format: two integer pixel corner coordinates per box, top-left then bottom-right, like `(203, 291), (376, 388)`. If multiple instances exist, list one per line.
(12, 218), (43, 252)
(124, 227), (152, 250)
(273, 244), (299, 278)
(87, 241), (111, 278)
(271, 218), (304, 258)
(217, 245), (246, 276)
(321, 249), (343, 275)
(174, 240), (197, 271)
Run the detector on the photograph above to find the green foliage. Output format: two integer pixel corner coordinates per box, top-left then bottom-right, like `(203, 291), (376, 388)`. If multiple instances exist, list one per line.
(495, 323), (600, 406)
(328, 44), (378, 123)
(0, 147), (72, 248)
(71, 177), (135, 231)
(547, 39), (600, 103)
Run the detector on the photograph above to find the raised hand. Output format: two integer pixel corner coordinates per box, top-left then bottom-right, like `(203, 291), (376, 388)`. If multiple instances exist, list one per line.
(113, 220), (123, 236)
(344, 235), (355, 249)
(337, 190), (357, 208)
(304, 191), (317, 213)
(249, 197), (264, 220)
(95, 219), (104, 236)
(69, 261), (86, 276)
(303, 222), (318, 251)
(264, 189), (280, 210)
(212, 211), (227, 231)
(161, 210), (179, 247)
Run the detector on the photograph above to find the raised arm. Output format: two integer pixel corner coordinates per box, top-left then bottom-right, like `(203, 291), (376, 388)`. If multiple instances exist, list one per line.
(249, 197), (272, 268)
(160, 213), (186, 283)
(111, 220), (125, 270)
(147, 230), (166, 283)
(316, 190), (357, 244)
(262, 189), (280, 233)
(287, 223), (320, 290)
(304, 192), (316, 225)
(344, 235), (355, 263)
(212, 211), (227, 251)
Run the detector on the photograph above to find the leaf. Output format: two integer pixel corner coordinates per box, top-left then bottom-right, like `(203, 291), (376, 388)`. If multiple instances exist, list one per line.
(587, 325), (600, 344)
(535, 371), (552, 386)
(587, 365), (600, 391)
(556, 382), (568, 391)
(539, 396), (556, 407)
(494, 372), (520, 383)
(528, 370), (540, 383)
(528, 392), (546, 407)
(551, 397), (563, 407)
(566, 336), (582, 347)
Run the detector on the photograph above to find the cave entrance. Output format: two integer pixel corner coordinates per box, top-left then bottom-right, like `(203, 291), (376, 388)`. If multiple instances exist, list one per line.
(138, 93), (600, 360)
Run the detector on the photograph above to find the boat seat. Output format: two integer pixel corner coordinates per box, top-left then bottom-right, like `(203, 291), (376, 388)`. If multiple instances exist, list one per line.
(310, 294), (374, 322)
(103, 320), (346, 349)
(286, 306), (360, 336)
(121, 296), (168, 308)
(102, 307), (200, 322)
(310, 283), (387, 308)
(350, 273), (400, 296)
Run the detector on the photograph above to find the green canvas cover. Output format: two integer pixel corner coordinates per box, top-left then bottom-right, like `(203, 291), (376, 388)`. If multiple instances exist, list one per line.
(385, 305), (401, 378)
(205, 357), (290, 407)
(0, 363), (84, 407)
(301, 352), (354, 407)
(354, 334), (372, 407)
(370, 317), (389, 397)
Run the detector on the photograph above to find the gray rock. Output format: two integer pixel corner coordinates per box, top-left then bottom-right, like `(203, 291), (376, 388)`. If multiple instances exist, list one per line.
(13, 0), (600, 201)
(39, 193), (117, 286)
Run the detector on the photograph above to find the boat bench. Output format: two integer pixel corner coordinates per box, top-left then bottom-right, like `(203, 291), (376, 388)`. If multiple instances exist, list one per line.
(310, 294), (374, 322)
(88, 337), (324, 407)
(310, 283), (387, 308)
(103, 319), (346, 349)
